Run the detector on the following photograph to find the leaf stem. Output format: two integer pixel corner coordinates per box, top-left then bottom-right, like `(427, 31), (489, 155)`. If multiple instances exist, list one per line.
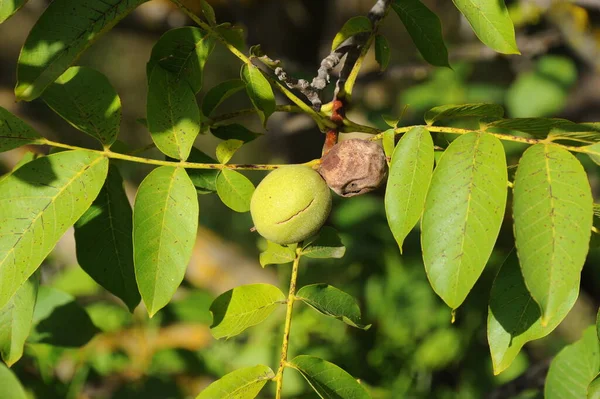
(274, 247), (302, 399)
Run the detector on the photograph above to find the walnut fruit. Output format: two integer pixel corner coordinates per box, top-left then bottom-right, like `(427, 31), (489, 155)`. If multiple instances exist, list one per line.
(250, 165), (332, 245)
(318, 139), (387, 197)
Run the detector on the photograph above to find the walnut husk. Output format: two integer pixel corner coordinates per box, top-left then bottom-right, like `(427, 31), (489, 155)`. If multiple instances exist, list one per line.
(318, 139), (387, 197)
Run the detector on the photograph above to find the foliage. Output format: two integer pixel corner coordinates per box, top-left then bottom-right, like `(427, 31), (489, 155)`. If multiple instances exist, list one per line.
(0, 0), (599, 398)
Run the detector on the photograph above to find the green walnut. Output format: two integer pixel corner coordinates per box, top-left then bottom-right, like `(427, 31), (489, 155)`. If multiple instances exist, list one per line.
(250, 165), (332, 245)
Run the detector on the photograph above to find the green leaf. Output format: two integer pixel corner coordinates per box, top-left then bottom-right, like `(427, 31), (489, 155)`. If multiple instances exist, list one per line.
(0, 0), (27, 24)
(200, 1), (217, 26)
(451, 0), (519, 55)
(391, 0), (449, 67)
(374, 35), (391, 71)
(288, 355), (370, 399)
(211, 124), (262, 143)
(545, 326), (600, 398)
(74, 164), (140, 312)
(513, 144), (593, 324)
(133, 166), (199, 317)
(259, 241), (296, 267)
(586, 143), (600, 166)
(422, 132), (507, 309)
(147, 66), (201, 160)
(202, 79), (245, 117)
(216, 140), (243, 164)
(178, 147), (219, 194)
(589, 374), (600, 399)
(301, 227), (346, 259)
(332, 16), (371, 50)
(0, 150), (108, 309)
(0, 272), (38, 366)
(296, 284), (369, 329)
(425, 103), (504, 125)
(196, 364), (274, 399)
(216, 169), (255, 213)
(0, 107), (43, 153)
(15, 0), (146, 101)
(487, 253), (578, 375)
(382, 129), (395, 159)
(485, 118), (570, 136)
(240, 64), (275, 127)
(147, 27), (214, 94)
(0, 363), (26, 399)
(42, 66), (120, 146)
(29, 286), (100, 347)
(209, 283), (285, 339)
(215, 24), (247, 52)
(385, 127), (434, 253)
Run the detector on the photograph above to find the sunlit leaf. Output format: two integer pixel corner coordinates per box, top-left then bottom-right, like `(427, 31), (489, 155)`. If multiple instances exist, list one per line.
(0, 150), (108, 309)
(391, 0), (449, 67)
(289, 355), (370, 399)
(545, 326), (599, 398)
(452, 0), (519, 54)
(513, 144), (593, 324)
(216, 140), (244, 164)
(296, 284), (369, 329)
(0, 272), (38, 366)
(332, 16), (371, 50)
(488, 253), (577, 375)
(422, 132), (507, 309)
(216, 169), (254, 213)
(240, 64), (275, 127)
(259, 241), (296, 267)
(74, 164), (140, 312)
(0, 107), (43, 153)
(382, 129), (395, 159)
(196, 365), (274, 399)
(589, 374), (600, 399)
(133, 166), (198, 317)
(301, 227), (346, 259)
(147, 66), (201, 160)
(0, 363), (26, 399)
(15, 0), (146, 101)
(147, 27), (214, 94)
(0, 0), (27, 24)
(202, 80), (245, 117)
(29, 286), (100, 347)
(210, 284), (285, 339)
(385, 127), (434, 253)
(42, 66), (121, 146)
(425, 103), (504, 125)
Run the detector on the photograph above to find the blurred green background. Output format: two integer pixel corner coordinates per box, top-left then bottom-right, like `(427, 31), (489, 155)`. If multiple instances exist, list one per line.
(1, 0), (600, 398)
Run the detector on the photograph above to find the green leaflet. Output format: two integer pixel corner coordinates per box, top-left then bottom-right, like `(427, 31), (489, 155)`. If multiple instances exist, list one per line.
(0, 0), (27, 24)
(513, 144), (593, 324)
(296, 284), (370, 329)
(42, 66), (121, 146)
(202, 79), (246, 117)
(29, 286), (100, 347)
(289, 355), (370, 399)
(0, 272), (39, 366)
(331, 16), (371, 50)
(545, 326), (600, 399)
(240, 64), (275, 127)
(422, 132), (507, 309)
(374, 35), (391, 71)
(300, 226), (346, 259)
(196, 365), (274, 399)
(209, 284), (285, 339)
(147, 66), (201, 160)
(0, 107), (43, 153)
(259, 241), (296, 267)
(216, 140), (244, 164)
(487, 253), (577, 375)
(74, 164), (140, 312)
(425, 103), (504, 125)
(0, 150), (108, 309)
(391, 0), (449, 67)
(452, 0), (519, 54)
(0, 363), (27, 399)
(385, 127), (434, 253)
(147, 27), (215, 94)
(216, 169), (255, 213)
(15, 0), (147, 101)
(211, 124), (262, 143)
(133, 166), (199, 317)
